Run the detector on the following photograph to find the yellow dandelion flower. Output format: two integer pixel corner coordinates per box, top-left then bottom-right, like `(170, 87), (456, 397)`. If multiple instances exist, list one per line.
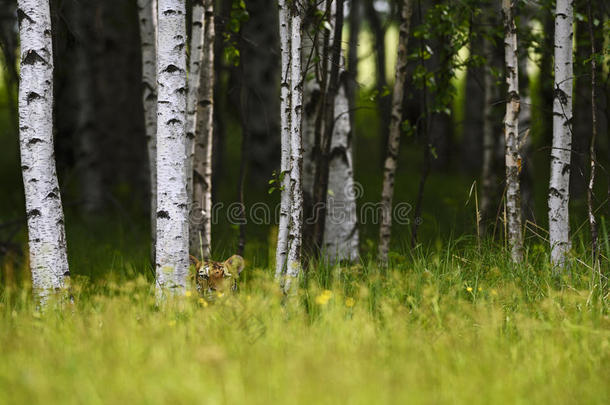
(168, 320), (177, 327)
(478, 287), (482, 292)
(216, 291), (224, 298)
(490, 289), (498, 297)
(345, 297), (355, 308)
(466, 287), (473, 293)
(185, 291), (192, 297)
(315, 290), (332, 306)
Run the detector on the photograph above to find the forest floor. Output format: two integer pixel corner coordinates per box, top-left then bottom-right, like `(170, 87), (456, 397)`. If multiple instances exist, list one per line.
(0, 236), (608, 404)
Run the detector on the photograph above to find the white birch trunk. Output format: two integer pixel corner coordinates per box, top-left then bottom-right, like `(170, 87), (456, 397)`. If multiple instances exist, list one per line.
(284, 8), (303, 293)
(548, 0), (574, 269)
(155, 0), (189, 293)
(275, 0), (291, 280)
(377, 0), (413, 264)
(186, 1), (204, 204)
(190, 0), (214, 257)
(137, 0), (158, 254)
(502, 0), (523, 262)
(323, 82), (359, 262)
(18, 0), (69, 300)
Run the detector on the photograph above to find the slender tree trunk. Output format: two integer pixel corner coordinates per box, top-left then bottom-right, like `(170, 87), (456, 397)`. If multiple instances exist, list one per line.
(365, 0), (390, 163)
(312, 0), (344, 250)
(479, 32), (497, 236)
(284, 3), (303, 293)
(301, 0), (359, 262)
(275, 0), (291, 280)
(586, 0), (598, 262)
(240, 0), (280, 185)
(502, 0), (523, 262)
(347, 0), (360, 134)
(18, 0), (69, 301)
(462, 33), (484, 173)
(70, 2), (102, 213)
(548, 0), (574, 270)
(186, 0), (205, 205)
(190, 0), (214, 258)
(155, 0), (189, 293)
(137, 0), (158, 258)
(378, 0), (413, 264)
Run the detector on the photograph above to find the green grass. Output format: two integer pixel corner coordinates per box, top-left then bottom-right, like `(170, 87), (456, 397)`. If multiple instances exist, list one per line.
(0, 239), (608, 404)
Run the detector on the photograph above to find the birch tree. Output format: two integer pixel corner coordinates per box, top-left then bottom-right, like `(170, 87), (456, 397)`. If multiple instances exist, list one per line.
(18, 0), (69, 300)
(137, 0), (158, 254)
(155, 0), (189, 293)
(502, 0), (523, 262)
(548, 0), (573, 269)
(275, 0), (291, 280)
(276, 0), (304, 293)
(190, 0), (214, 257)
(284, 2), (304, 293)
(377, 0), (413, 265)
(186, 0), (205, 204)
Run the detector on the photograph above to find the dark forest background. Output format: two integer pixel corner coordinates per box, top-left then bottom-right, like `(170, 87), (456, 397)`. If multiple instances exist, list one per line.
(0, 0), (608, 279)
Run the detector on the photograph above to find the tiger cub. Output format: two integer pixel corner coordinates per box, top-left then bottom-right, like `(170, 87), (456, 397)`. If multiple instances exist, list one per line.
(190, 255), (245, 294)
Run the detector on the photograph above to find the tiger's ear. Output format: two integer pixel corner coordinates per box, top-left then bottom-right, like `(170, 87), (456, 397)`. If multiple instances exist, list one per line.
(224, 255), (245, 275)
(189, 255), (202, 269)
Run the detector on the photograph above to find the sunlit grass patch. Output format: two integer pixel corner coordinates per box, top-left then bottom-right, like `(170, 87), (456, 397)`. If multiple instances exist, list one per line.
(0, 244), (608, 404)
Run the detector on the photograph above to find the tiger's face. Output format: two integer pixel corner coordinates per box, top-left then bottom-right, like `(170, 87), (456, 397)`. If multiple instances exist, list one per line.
(192, 255), (245, 294)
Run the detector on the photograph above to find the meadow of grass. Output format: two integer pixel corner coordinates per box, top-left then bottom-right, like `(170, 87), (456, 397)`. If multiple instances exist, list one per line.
(1, 236), (608, 404)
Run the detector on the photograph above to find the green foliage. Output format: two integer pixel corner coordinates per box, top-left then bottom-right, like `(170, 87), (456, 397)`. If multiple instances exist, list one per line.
(223, 0), (249, 66)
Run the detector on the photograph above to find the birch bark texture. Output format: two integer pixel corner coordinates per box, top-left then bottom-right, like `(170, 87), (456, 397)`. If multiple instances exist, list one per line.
(186, 0), (204, 203)
(502, 0), (523, 262)
(137, 0), (158, 252)
(275, 0), (291, 280)
(190, 0), (214, 257)
(548, 0), (574, 269)
(18, 0), (69, 298)
(377, 0), (413, 265)
(155, 0), (189, 292)
(284, 3), (304, 293)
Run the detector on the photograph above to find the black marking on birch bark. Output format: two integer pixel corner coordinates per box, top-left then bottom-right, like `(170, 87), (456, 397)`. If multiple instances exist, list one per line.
(17, 9), (34, 24)
(193, 21), (203, 28)
(163, 10), (178, 16)
(22, 50), (46, 66)
(166, 118), (182, 125)
(26, 92), (42, 104)
(21, 165), (29, 170)
(157, 210), (170, 219)
(561, 164), (571, 175)
(176, 87), (186, 95)
(27, 138), (44, 145)
(63, 271), (71, 277)
(45, 191), (59, 200)
(163, 64), (181, 73)
(27, 209), (41, 218)
(549, 187), (562, 198)
(177, 203), (187, 209)
(174, 43), (185, 51)
(554, 88), (568, 105)
(198, 99), (212, 107)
